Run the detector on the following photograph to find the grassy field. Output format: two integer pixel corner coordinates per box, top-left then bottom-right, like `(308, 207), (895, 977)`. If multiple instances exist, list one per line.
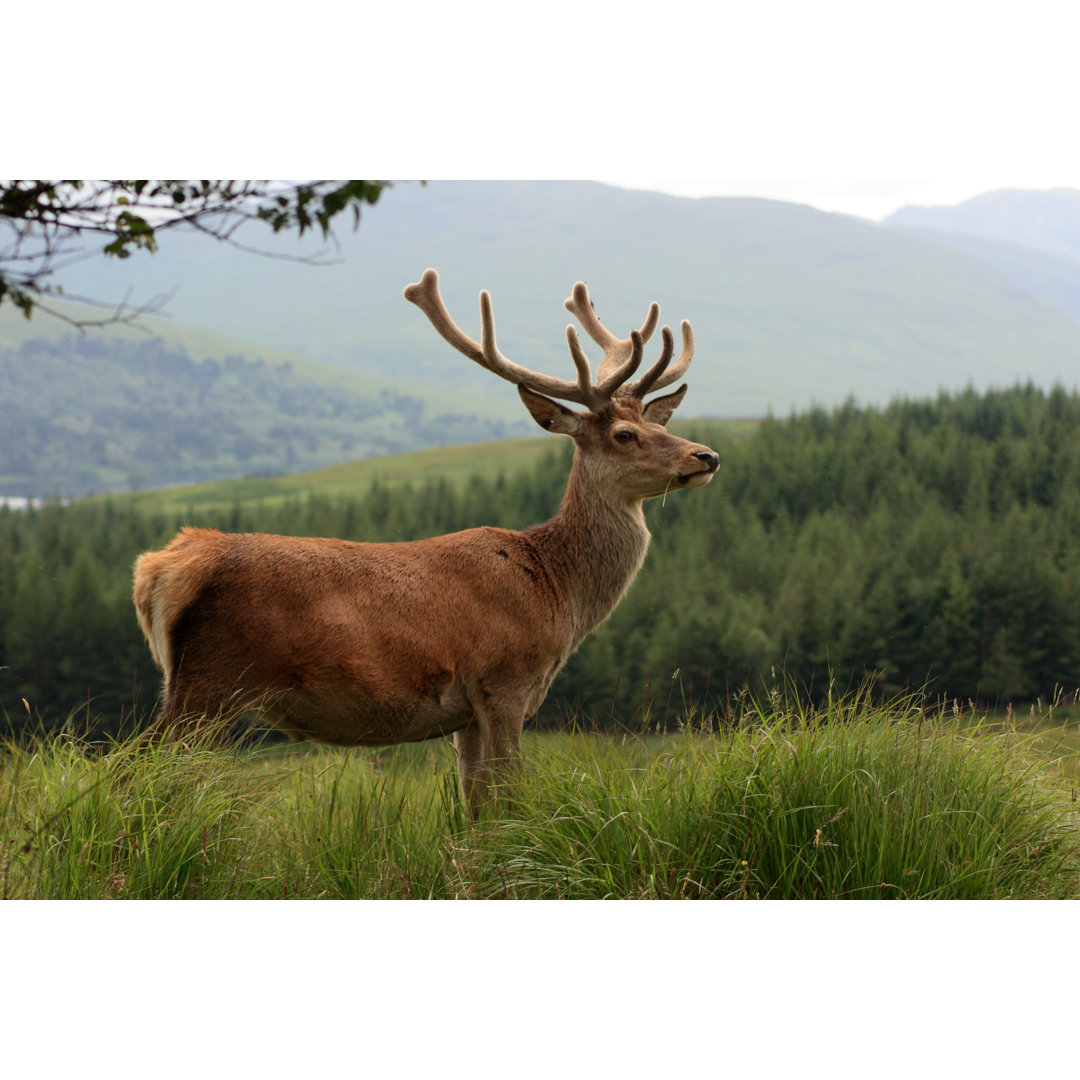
(5, 694), (1078, 900)
(118, 436), (558, 515)
(109, 417), (759, 516)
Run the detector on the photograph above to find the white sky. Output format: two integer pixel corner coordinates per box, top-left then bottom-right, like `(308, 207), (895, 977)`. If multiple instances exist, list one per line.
(13, 1), (1080, 224)
(593, 179), (1050, 221)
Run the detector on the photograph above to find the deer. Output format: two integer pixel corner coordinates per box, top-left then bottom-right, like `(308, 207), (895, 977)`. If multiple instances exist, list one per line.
(132, 269), (719, 815)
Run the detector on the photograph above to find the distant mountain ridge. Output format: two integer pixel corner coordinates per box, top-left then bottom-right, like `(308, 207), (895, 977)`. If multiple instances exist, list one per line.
(0, 301), (531, 497)
(7, 181), (1080, 496)
(882, 188), (1080, 330)
(41, 181), (1080, 419)
(883, 188), (1080, 260)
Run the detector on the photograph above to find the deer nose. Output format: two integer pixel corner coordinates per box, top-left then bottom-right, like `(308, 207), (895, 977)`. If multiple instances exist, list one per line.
(694, 450), (720, 471)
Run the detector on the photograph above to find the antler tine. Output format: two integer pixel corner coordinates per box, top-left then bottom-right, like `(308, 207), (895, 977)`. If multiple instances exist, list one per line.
(564, 282), (660, 384)
(595, 330), (644, 398)
(658, 319), (695, 390)
(565, 327), (601, 408)
(622, 320), (695, 400)
(564, 282), (660, 347)
(477, 291), (604, 406)
(622, 325), (674, 400)
(638, 303), (660, 342)
(403, 268), (485, 364)
(404, 269), (596, 408)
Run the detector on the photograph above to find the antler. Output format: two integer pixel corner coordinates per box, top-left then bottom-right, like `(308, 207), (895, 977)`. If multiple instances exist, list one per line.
(403, 269), (693, 412)
(563, 281), (656, 391)
(621, 319), (695, 400)
(404, 269), (604, 410)
(564, 280), (694, 402)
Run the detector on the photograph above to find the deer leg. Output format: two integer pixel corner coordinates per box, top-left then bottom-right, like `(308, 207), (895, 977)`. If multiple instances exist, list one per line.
(453, 690), (527, 818)
(113, 706), (215, 791)
(135, 708), (216, 750)
(488, 713), (524, 799)
(454, 716), (490, 819)
(471, 695), (526, 813)
(135, 679), (235, 750)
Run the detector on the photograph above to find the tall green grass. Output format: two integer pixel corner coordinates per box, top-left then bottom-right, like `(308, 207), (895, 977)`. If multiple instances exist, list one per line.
(0, 730), (278, 899)
(3, 697), (1078, 899)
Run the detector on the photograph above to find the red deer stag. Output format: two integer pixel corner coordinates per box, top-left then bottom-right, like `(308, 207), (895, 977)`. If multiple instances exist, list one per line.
(133, 269), (719, 814)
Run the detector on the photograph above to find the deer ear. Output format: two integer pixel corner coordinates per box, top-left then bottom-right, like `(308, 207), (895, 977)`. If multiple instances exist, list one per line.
(518, 385), (585, 436)
(642, 384), (688, 427)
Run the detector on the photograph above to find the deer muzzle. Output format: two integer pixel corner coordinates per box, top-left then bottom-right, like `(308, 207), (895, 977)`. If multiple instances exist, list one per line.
(677, 449), (720, 486)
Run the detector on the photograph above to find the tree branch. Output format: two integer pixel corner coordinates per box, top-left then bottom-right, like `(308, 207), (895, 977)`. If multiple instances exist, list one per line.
(0, 180), (394, 326)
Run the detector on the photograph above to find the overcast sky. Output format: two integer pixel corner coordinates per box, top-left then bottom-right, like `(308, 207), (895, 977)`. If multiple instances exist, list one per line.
(361, 1), (1079, 222)
(14, 1), (1078, 227)
(594, 179), (1076, 222)
(592, 0), (1080, 219)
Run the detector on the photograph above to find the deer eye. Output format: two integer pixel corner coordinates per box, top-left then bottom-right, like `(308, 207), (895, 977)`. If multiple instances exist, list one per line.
(614, 430), (636, 443)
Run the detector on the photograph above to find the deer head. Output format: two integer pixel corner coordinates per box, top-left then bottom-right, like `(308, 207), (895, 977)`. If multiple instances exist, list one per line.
(403, 269), (717, 502)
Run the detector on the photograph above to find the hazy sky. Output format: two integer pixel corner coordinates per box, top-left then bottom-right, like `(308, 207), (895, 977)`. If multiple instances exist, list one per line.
(373, 1), (1079, 223)
(15, 2), (1078, 229)
(595, 179), (1078, 222)
(592, 1), (1080, 220)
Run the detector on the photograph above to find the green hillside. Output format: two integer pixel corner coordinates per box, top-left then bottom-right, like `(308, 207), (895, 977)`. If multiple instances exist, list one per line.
(122, 436), (554, 515)
(116, 418), (756, 516)
(0, 300), (531, 497)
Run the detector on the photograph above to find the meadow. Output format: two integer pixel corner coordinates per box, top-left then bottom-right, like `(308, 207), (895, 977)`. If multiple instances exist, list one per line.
(5, 693), (1078, 900)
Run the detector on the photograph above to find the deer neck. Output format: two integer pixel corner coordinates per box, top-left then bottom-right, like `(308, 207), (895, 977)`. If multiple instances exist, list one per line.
(527, 452), (651, 640)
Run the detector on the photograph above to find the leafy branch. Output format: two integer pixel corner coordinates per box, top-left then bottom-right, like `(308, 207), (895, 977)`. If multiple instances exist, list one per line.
(0, 180), (391, 325)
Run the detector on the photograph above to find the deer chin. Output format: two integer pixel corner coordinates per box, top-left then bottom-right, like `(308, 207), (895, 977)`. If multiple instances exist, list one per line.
(676, 470), (715, 488)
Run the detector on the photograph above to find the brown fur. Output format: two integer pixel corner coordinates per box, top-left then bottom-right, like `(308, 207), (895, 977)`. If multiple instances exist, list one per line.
(133, 277), (719, 815)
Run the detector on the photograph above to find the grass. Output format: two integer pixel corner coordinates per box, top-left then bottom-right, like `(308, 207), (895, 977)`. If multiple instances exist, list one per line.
(117, 436), (556, 515)
(107, 418), (757, 516)
(4, 695), (1079, 900)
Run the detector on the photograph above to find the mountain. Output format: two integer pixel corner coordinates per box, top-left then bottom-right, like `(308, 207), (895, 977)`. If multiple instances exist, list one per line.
(40, 181), (1080, 420)
(882, 189), (1080, 329)
(0, 302), (530, 498)
(882, 188), (1080, 260)
(878, 227), (1080, 328)
(8, 181), (1080, 497)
